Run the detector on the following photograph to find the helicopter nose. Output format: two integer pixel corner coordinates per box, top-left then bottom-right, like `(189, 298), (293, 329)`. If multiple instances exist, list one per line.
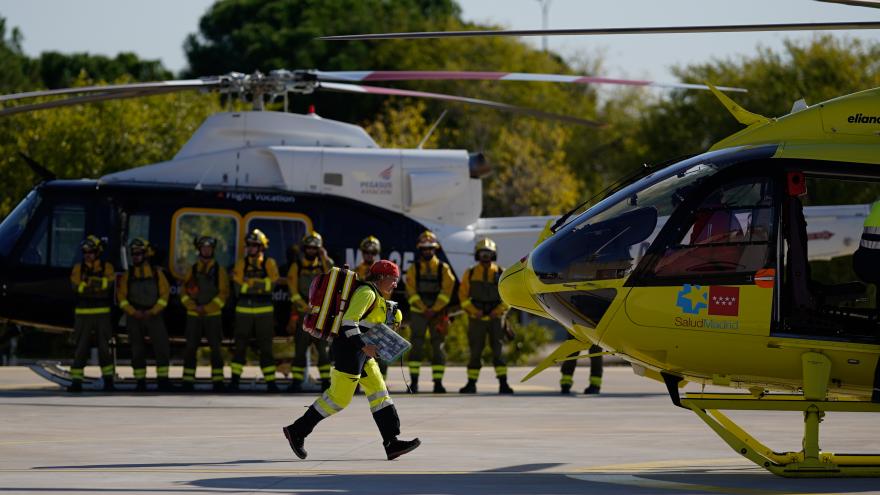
(499, 257), (548, 318)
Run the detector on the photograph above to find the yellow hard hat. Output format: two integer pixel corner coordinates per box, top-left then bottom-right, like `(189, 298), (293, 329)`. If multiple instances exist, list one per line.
(129, 237), (154, 257)
(416, 230), (440, 249)
(302, 231), (323, 248)
(360, 235), (381, 253)
(245, 228), (269, 249)
(80, 235), (104, 254)
(475, 237), (497, 254)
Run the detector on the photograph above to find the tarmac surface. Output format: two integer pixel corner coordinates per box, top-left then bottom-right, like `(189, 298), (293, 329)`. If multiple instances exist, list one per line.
(2, 365), (880, 494)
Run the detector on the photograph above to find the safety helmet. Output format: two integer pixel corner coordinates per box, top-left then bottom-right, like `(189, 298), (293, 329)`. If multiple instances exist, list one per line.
(475, 237), (497, 254)
(80, 235), (104, 254)
(301, 231), (323, 248)
(370, 260), (400, 279)
(245, 228), (269, 249)
(194, 235), (217, 249)
(359, 235), (381, 254)
(416, 230), (440, 249)
(129, 237), (153, 257)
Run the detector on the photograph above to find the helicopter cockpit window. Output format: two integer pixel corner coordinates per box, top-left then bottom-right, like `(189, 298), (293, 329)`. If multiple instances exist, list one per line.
(650, 177), (775, 279)
(0, 190), (42, 258)
(49, 205), (86, 268)
(532, 162), (719, 283)
(172, 211), (238, 279)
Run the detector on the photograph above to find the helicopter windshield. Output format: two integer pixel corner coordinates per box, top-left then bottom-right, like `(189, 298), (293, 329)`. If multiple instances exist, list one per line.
(532, 154), (731, 284)
(0, 190), (42, 258)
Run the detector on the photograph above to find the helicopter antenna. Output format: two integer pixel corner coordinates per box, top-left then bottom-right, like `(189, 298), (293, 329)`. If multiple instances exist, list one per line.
(417, 109), (448, 149)
(17, 152), (56, 182)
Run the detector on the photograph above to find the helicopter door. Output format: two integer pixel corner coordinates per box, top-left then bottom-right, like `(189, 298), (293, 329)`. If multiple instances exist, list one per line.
(623, 175), (778, 338)
(776, 170), (880, 343)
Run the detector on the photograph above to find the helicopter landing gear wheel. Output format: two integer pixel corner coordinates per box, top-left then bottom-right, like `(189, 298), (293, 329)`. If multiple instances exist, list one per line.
(680, 352), (880, 477)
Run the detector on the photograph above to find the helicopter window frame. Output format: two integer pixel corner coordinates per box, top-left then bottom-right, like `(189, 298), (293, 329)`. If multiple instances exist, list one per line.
(771, 161), (880, 343)
(170, 208), (240, 280)
(48, 204), (87, 268)
(243, 211), (314, 271)
(0, 190), (42, 258)
(627, 163), (781, 287)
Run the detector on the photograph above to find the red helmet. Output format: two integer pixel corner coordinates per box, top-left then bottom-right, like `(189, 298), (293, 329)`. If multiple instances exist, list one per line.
(369, 260), (400, 279)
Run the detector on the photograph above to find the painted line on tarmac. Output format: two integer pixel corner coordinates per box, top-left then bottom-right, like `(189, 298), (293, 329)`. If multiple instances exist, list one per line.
(0, 468), (552, 475)
(568, 474), (784, 494)
(572, 457), (753, 473)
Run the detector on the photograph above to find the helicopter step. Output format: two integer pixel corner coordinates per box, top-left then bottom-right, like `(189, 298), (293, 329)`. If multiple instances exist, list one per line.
(28, 361), (322, 393)
(676, 351), (880, 478)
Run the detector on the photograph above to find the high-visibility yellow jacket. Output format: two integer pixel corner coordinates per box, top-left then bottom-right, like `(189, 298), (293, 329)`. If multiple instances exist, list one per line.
(232, 254), (279, 309)
(404, 256), (455, 313)
(459, 262), (508, 319)
(180, 259), (229, 317)
(70, 259), (115, 314)
(118, 263), (170, 316)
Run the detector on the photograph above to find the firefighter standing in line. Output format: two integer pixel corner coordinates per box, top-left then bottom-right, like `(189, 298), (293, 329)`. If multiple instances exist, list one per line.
(560, 336), (603, 394)
(68, 235), (116, 392)
(118, 238), (172, 392)
(354, 236), (381, 280)
(231, 228), (281, 392)
(180, 236), (229, 392)
(287, 231), (334, 392)
(282, 260), (421, 461)
(355, 235), (389, 378)
(458, 238), (514, 394)
(405, 230), (456, 393)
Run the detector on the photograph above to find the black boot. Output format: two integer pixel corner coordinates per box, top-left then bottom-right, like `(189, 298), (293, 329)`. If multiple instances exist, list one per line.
(384, 438), (421, 460)
(321, 379), (331, 392)
(102, 375), (115, 392)
(409, 375), (419, 393)
(560, 384), (572, 395)
(228, 375), (240, 392)
(498, 377), (514, 394)
(182, 381), (195, 392)
(158, 377), (173, 392)
(135, 379), (147, 392)
(288, 380), (302, 393)
(282, 424), (307, 459)
(459, 379), (477, 394)
(67, 380), (83, 393)
(433, 379), (446, 394)
(267, 381), (280, 393)
(212, 381), (225, 393)
(584, 384), (601, 395)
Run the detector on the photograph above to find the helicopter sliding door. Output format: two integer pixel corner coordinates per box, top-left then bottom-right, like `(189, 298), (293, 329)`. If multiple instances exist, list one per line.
(619, 166), (779, 371)
(775, 165), (880, 344)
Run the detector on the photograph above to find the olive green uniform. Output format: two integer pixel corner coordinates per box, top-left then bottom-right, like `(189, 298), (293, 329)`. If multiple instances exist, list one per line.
(181, 259), (229, 385)
(69, 260), (116, 383)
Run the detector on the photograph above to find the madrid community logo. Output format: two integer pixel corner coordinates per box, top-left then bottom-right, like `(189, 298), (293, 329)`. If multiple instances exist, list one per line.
(675, 284), (740, 317)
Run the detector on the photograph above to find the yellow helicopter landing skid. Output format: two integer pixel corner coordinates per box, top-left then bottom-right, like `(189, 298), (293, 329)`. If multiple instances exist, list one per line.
(675, 352), (880, 477)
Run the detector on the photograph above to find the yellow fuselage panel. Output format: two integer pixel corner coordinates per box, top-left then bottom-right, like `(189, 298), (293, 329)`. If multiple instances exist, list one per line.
(711, 87), (880, 159)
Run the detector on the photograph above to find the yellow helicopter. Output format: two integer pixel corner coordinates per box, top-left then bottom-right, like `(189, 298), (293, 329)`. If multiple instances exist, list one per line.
(324, 5), (880, 478)
(498, 84), (880, 478)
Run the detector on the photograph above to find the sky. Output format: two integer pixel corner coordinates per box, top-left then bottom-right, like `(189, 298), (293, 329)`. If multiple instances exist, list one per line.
(0, 0), (879, 84)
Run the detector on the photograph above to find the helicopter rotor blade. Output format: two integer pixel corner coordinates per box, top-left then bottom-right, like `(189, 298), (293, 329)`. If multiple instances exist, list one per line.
(0, 88), (185, 116)
(319, 81), (604, 127)
(319, 21), (880, 41)
(816, 0), (880, 7)
(315, 70), (747, 93)
(0, 79), (220, 104)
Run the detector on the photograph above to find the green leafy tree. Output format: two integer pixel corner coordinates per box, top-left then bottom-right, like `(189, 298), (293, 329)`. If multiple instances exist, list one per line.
(36, 51), (172, 89)
(0, 74), (222, 216)
(0, 17), (37, 93)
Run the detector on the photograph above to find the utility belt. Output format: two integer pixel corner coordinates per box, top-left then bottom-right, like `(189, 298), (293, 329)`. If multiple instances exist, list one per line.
(238, 294), (273, 306)
(472, 299), (501, 315)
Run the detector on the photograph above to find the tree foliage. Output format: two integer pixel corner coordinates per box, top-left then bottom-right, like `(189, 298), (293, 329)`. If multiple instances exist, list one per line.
(0, 74), (221, 215)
